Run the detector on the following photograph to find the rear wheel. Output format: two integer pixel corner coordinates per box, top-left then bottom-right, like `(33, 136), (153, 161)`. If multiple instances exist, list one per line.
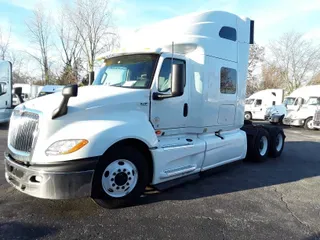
(91, 146), (149, 208)
(268, 128), (285, 158)
(244, 112), (252, 121)
(247, 128), (270, 162)
(304, 117), (314, 130)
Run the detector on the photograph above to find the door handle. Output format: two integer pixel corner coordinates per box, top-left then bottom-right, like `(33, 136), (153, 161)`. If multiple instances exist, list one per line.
(183, 103), (188, 117)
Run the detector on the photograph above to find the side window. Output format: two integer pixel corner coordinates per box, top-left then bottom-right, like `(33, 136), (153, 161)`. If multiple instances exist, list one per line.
(158, 58), (185, 92)
(220, 67), (237, 94)
(0, 82), (7, 95)
(255, 99), (262, 106)
(219, 27), (237, 41)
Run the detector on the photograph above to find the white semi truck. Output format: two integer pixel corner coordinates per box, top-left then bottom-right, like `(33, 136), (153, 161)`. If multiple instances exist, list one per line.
(4, 11), (285, 208)
(0, 61), (24, 123)
(244, 89), (284, 120)
(266, 85), (320, 125)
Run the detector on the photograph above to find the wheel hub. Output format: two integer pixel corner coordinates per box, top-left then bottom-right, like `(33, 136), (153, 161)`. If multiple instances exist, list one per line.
(101, 159), (138, 198)
(114, 172), (128, 186)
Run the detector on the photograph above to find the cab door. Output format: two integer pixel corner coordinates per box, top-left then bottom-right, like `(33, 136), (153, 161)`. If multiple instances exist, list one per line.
(0, 61), (13, 122)
(150, 56), (188, 130)
(253, 99), (264, 119)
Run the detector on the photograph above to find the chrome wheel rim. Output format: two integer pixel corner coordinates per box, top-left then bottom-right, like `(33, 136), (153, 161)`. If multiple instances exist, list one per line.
(101, 159), (138, 198)
(259, 136), (268, 156)
(245, 113), (251, 120)
(275, 133), (283, 152)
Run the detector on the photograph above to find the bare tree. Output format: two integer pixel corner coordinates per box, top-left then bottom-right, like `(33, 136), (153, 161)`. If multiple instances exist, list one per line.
(26, 4), (51, 84)
(0, 25), (11, 60)
(8, 50), (26, 83)
(246, 43), (265, 96)
(69, 0), (119, 84)
(308, 72), (320, 85)
(261, 63), (286, 89)
(56, 6), (83, 84)
(268, 31), (320, 93)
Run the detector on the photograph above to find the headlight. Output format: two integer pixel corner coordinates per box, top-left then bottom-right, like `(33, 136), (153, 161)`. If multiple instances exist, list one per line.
(45, 139), (88, 156)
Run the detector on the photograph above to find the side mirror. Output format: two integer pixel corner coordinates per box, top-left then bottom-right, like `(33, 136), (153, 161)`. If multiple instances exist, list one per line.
(152, 63), (185, 100)
(14, 87), (22, 96)
(52, 84), (78, 119)
(171, 64), (185, 97)
(297, 97), (303, 106)
(62, 84), (78, 97)
(13, 87), (24, 104)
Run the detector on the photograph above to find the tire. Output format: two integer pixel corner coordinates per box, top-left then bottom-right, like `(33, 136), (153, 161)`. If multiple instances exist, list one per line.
(247, 128), (270, 162)
(91, 146), (149, 208)
(244, 112), (252, 121)
(268, 128), (285, 158)
(304, 117), (314, 130)
(279, 115), (284, 125)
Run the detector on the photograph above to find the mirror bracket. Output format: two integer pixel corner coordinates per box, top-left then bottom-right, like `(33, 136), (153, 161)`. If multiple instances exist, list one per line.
(152, 92), (173, 100)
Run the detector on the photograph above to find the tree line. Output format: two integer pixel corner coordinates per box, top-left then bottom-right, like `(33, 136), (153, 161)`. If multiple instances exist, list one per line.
(247, 31), (320, 96)
(0, 0), (119, 86)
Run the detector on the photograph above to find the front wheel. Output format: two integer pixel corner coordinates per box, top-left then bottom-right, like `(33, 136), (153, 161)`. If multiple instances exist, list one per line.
(245, 112), (252, 121)
(304, 117), (314, 130)
(91, 146), (149, 208)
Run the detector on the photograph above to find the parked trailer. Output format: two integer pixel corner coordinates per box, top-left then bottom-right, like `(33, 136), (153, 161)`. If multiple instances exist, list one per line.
(4, 10), (285, 208)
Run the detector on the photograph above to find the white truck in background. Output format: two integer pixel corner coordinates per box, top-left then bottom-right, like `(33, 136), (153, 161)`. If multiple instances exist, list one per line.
(283, 96), (320, 130)
(0, 61), (13, 123)
(266, 85), (320, 125)
(244, 89), (284, 120)
(4, 11), (285, 209)
(12, 84), (43, 105)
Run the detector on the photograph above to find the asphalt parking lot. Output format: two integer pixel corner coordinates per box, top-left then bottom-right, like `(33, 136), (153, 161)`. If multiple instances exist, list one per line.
(0, 122), (319, 240)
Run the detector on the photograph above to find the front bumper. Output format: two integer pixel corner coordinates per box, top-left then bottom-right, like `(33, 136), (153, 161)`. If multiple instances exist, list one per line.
(282, 118), (304, 126)
(269, 114), (284, 123)
(4, 152), (99, 199)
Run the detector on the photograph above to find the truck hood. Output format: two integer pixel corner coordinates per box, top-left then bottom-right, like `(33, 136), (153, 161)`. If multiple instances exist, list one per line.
(22, 85), (150, 115)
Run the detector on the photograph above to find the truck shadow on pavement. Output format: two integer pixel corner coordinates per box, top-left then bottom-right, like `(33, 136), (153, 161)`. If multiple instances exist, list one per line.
(0, 222), (59, 240)
(140, 141), (320, 205)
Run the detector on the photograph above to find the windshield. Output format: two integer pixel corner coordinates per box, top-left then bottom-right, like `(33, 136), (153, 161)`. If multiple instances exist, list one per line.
(283, 97), (296, 105)
(245, 99), (254, 105)
(306, 97), (320, 106)
(93, 54), (159, 88)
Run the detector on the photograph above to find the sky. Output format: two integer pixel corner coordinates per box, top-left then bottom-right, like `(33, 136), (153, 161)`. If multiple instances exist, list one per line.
(0, 0), (320, 75)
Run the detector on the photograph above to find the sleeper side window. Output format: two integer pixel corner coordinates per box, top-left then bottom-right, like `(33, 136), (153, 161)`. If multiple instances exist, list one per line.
(220, 67), (237, 94)
(219, 27), (237, 41)
(158, 58), (185, 92)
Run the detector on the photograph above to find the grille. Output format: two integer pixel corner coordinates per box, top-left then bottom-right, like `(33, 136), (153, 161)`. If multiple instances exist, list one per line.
(9, 110), (39, 153)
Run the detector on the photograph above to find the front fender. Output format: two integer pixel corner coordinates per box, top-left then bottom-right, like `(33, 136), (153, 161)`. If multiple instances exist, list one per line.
(31, 111), (157, 164)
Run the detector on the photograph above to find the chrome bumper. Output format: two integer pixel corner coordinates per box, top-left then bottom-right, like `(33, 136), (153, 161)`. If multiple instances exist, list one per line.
(4, 153), (98, 199)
